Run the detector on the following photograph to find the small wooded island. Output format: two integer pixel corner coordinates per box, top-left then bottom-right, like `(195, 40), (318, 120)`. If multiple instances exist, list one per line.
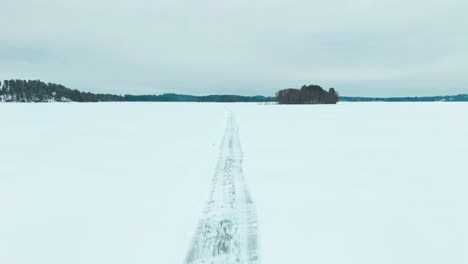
(276, 85), (339, 104)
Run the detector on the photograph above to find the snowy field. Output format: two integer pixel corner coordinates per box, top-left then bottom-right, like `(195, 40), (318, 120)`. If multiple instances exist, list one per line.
(0, 102), (467, 264)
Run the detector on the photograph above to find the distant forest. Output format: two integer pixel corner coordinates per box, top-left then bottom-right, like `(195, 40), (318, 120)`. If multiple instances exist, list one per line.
(1, 79), (467, 103)
(0, 80), (274, 103)
(0, 80), (122, 102)
(125, 94), (275, 102)
(340, 95), (468, 102)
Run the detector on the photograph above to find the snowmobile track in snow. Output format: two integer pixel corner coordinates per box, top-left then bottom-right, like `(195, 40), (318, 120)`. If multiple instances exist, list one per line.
(184, 114), (259, 264)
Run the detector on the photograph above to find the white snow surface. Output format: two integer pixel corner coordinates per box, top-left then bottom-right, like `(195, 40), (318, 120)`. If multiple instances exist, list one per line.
(185, 114), (258, 264)
(0, 102), (467, 264)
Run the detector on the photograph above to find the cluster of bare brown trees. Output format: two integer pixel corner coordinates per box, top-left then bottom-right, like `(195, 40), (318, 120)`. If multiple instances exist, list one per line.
(276, 85), (339, 104)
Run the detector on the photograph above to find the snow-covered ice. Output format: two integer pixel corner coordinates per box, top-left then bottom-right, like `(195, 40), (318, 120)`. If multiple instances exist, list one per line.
(0, 102), (467, 264)
(185, 114), (258, 264)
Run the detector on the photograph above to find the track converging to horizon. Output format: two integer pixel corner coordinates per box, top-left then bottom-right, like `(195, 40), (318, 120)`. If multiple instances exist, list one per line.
(184, 114), (259, 264)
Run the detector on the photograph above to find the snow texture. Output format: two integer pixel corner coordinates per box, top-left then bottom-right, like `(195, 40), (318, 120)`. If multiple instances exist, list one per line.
(184, 114), (258, 264)
(0, 102), (467, 264)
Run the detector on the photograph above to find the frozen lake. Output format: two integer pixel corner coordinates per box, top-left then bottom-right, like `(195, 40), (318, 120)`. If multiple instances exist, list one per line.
(1, 102), (467, 264)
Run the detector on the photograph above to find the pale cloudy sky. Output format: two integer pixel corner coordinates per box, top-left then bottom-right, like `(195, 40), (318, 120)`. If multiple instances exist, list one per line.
(1, 0), (467, 96)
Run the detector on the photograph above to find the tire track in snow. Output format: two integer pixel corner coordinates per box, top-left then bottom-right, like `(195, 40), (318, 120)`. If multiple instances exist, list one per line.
(184, 114), (259, 264)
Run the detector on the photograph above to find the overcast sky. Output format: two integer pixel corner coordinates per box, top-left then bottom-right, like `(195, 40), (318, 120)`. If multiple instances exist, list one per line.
(1, 0), (467, 96)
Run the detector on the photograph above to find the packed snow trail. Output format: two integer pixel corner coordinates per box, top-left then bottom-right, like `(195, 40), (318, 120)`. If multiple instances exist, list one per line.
(184, 114), (259, 264)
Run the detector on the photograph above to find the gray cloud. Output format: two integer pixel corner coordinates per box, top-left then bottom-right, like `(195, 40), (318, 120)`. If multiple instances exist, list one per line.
(1, 0), (467, 96)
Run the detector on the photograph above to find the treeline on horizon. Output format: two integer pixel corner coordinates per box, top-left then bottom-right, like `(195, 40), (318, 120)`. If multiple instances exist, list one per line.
(0, 80), (274, 102)
(0, 80), (122, 102)
(124, 94), (275, 102)
(340, 95), (468, 102)
(1, 79), (467, 103)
